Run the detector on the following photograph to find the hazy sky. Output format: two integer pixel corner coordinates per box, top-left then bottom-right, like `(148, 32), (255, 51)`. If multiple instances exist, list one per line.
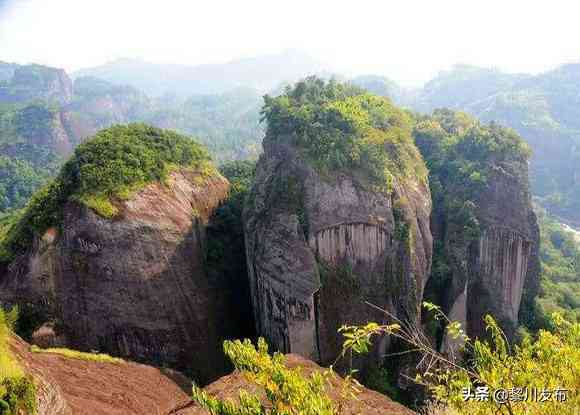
(1, 0), (579, 85)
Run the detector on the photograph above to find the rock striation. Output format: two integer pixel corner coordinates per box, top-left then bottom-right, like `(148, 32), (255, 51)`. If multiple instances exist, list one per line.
(243, 140), (432, 370)
(415, 113), (541, 347)
(464, 162), (540, 339)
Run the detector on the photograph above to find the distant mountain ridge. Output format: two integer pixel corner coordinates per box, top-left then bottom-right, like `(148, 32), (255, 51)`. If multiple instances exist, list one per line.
(0, 63), (72, 105)
(73, 50), (330, 97)
(404, 63), (580, 228)
(2, 54), (580, 226)
(0, 61), (19, 83)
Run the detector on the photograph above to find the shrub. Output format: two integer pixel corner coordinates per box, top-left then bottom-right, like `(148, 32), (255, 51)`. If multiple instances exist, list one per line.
(261, 77), (427, 193)
(192, 338), (358, 414)
(340, 303), (580, 415)
(0, 123), (213, 261)
(0, 307), (37, 414)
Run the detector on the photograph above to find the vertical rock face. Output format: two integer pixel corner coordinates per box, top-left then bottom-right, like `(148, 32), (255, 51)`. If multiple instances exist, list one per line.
(0, 169), (242, 383)
(466, 163), (540, 338)
(436, 157), (540, 344)
(244, 142), (432, 368)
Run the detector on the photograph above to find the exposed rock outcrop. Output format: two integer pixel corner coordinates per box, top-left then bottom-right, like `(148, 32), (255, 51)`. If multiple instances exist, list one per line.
(416, 114), (541, 345)
(10, 335), (197, 415)
(465, 162), (540, 339)
(244, 140), (432, 370)
(0, 168), (244, 383)
(11, 335), (414, 415)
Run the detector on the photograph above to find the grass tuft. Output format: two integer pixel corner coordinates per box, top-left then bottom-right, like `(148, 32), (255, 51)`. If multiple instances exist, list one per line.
(30, 345), (123, 364)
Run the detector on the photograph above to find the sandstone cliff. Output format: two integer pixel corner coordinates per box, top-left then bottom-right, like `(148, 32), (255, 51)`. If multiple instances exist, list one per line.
(243, 79), (433, 374)
(437, 161), (540, 348)
(244, 143), (432, 366)
(415, 110), (540, 346)
(0, 124), (254, 384)
(0, 168), (240, 383)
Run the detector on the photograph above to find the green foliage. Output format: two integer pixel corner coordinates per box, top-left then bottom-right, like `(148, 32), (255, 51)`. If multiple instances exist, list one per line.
(0, 307), (37, 415)
(364, 367), (401, 402)
(341, 304), (580, 415)
(192, 338), (339, 414)
(535, 211), (580, 324)
(29, 345), (123, 364)
(0, 102), (63, 214)
(14, 103), (57, 138)
(0, 377), (36, 415)
(317, 260), (360, 293)
(0, 156), (52, 213)
(0, 124), (212, 261)
(421, 314), (580, 415)
(261, 77), (427, 192)
(339, 322), (399, 356)
(414, 109), (531, 198)
(393, 197), (411, 241)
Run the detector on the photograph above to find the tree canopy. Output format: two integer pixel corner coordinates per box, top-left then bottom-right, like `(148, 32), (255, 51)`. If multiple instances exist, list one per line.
(0, 123), (212, 261)
(261, 77), (427, 192)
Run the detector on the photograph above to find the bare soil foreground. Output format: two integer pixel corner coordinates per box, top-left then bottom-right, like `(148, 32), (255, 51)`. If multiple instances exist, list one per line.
(10, 336), (414, 414)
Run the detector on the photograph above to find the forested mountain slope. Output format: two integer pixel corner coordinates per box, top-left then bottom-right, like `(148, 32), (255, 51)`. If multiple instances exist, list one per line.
(0, 63), (264, 213)
(395, 64), (580, 229)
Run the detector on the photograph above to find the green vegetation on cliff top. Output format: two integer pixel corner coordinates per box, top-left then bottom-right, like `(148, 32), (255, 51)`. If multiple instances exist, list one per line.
(0, 123), (212, 261)
(30, 345), (123, 364)
(414, 108), (531, 243)
(261, 77), (427, 192)
(415, 109), (530, 218)
(415, 109), (535, 334)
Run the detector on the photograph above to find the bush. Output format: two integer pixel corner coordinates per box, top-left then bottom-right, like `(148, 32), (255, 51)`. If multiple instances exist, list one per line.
(261, 77), (427, 193)
(340, 303), (580, 415)
(0, 307), (37, 415)
(0, 123), (213, 261)
(192, 338), (342, 414)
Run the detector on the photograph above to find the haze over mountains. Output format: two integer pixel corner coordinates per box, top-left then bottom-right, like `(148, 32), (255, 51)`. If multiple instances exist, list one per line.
(73, 50), (331, 97)
(68, 53), (580, 229)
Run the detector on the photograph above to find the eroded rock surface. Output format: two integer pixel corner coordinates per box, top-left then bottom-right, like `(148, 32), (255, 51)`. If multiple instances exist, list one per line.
(0, 64), (73, 105)
(11, 336), (413, 415)
(437, 157), (540, 345)
(1, 169), (243, 383)
(244, 141), (432, 370)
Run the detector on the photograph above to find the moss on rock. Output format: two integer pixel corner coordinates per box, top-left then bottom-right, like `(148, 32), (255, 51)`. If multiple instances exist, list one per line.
(0, 123), (213, 261)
